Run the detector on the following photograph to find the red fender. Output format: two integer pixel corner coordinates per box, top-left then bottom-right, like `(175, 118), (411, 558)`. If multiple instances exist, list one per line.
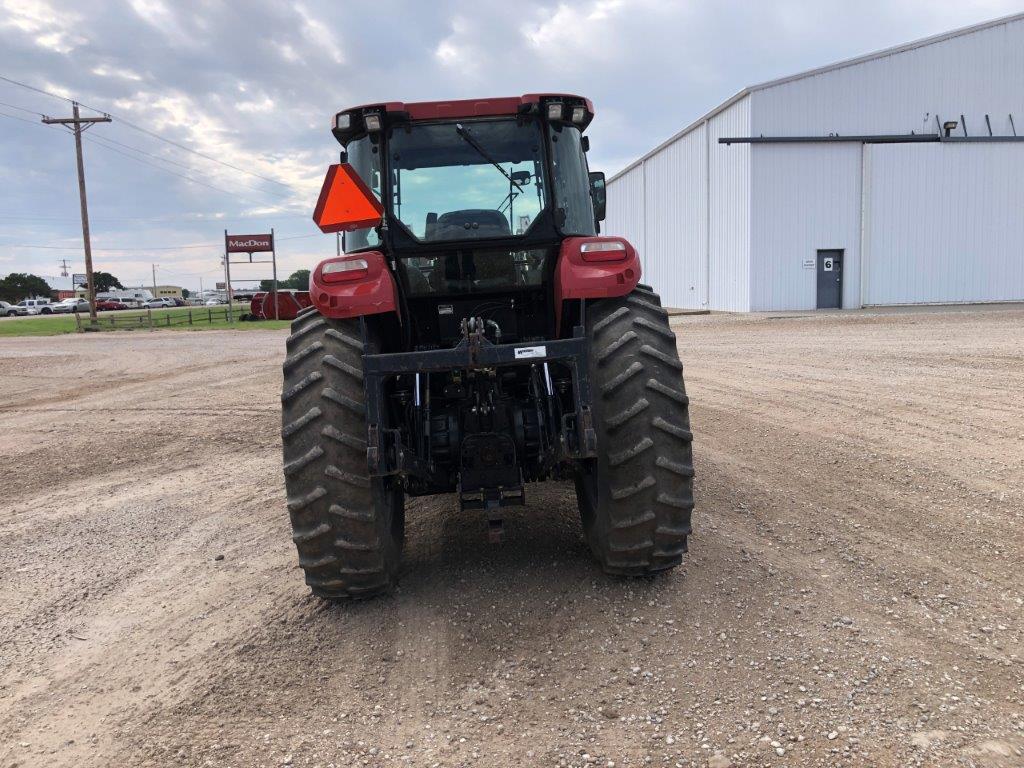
(309, 251), (400, 320)
(553, 236), (641, 333)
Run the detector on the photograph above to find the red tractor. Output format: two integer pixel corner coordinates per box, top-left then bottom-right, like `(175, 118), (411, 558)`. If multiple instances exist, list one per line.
(282, 94), (694, 599)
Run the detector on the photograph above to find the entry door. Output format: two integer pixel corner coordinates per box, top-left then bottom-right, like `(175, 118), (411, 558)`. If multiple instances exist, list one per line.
(816, 250), (843, 309)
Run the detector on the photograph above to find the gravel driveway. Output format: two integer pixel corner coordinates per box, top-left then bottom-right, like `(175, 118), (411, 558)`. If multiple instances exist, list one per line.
(1, 307), (1022, 767)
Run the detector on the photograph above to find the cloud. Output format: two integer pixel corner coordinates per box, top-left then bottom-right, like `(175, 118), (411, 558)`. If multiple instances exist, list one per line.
(522, 0), (625, 54)
(1, 0), (86, 53)
(2, 0), (1022, 291)
(294, 2), (344, 64)
(434, 16), (484, 77)
(91, 64), (144, 82)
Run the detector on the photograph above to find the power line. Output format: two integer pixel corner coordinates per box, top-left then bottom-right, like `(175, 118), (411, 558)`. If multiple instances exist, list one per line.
(1, 104), (277, 205)
(0, 75), (74, 106)
(0, 109), (46, 126)
(82, 134), (273, 203)
(1, 96), (295, 205)
(1, 233), (320, 252)
(0, 211), (309, 223)
(0, 73), (293, 189)
(0, 99), (43, 116)
(112, 114), (293, 190)
(85, 132), (292, 199)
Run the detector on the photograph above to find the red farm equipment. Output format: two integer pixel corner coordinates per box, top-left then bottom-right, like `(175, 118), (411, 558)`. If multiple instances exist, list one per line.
(281, 94), (695, 599)
(248, 290), (313, 321)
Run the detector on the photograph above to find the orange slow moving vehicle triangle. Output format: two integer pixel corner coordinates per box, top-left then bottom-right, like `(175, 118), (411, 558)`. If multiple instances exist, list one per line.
(312, 163), (384, 233)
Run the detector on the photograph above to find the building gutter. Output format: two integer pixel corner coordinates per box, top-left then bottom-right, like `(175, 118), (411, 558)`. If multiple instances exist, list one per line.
(719, 134), (1024, 145)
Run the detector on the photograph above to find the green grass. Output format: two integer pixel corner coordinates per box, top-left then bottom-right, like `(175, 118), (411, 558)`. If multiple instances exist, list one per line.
(0, 304), (290, 337)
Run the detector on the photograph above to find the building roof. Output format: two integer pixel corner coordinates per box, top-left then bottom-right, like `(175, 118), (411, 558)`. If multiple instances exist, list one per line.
(610, 10), (1024, 182)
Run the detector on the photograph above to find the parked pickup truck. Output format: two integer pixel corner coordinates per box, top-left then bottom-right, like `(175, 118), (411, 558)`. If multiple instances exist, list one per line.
(14, 299), (55, 315)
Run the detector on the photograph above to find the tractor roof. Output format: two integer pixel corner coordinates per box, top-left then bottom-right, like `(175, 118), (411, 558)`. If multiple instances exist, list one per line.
(331, 94), (594, 144)
(342, 93), (593, 121)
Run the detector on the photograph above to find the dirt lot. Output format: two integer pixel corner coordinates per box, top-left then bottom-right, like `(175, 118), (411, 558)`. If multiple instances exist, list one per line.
(0, 307), (1022, 768)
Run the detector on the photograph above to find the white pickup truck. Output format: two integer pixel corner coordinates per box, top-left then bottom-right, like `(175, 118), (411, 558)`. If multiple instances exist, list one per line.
(15, 299), (56, 315)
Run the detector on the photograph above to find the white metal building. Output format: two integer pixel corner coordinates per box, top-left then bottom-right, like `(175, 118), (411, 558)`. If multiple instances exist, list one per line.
(605, 13), (1024, 311)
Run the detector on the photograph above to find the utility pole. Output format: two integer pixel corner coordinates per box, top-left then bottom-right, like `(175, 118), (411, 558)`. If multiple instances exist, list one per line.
(43, 103), (111, 322)
(152, 263), (158, 298)
(58, 258), (70, 278)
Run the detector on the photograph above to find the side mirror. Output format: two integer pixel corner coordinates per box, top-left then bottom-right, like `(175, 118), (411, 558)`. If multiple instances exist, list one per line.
(511, 170), (531, 186)
(589, 171), (606, 222)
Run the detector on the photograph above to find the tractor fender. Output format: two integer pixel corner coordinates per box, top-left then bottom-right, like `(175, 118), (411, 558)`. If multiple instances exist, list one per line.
(310, 251), (400, 321)
(553, 236), (641, 332)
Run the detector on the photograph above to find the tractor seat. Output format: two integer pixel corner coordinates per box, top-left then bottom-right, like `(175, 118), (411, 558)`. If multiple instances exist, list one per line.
(435, 209), (511, 239)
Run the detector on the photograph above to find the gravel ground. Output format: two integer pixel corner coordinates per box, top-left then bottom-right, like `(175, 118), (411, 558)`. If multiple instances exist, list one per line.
(0, 307), (1022, 768)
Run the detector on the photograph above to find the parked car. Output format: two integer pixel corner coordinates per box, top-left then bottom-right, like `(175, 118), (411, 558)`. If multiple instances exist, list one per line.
(144, 298), (174, 308)
(15, 299), (54, 315)
(53, 298), (91, 314)
(205, 299), (224, 306)
(95, 298), (129, 311)
(170, 297), (188, 306)
(1, 301), (28, 317)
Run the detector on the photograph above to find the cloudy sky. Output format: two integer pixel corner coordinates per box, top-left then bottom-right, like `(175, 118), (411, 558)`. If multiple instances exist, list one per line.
(1, 0), (1021, 292)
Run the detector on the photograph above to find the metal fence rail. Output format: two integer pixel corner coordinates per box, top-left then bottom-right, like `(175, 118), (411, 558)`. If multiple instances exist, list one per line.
(76, 306), (235, 332)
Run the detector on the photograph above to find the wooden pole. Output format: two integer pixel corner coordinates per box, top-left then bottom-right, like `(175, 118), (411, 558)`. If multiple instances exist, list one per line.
(42, 104), (111, 323)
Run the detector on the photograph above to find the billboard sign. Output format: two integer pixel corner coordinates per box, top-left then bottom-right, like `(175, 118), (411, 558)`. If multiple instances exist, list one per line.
(72, 273), (88, 287)
(226, 233), (274, 253)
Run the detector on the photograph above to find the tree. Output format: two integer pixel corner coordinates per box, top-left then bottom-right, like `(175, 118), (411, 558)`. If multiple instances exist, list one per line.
(258, 270), (311, 292)
(0, 273), (52, 302)
(181, 288), (191, 299)
(91, 271), (124, 292)
(286, 269), (310, 290)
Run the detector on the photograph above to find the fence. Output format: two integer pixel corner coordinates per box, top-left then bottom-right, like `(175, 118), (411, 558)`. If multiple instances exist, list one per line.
(75, 306), (237, 332)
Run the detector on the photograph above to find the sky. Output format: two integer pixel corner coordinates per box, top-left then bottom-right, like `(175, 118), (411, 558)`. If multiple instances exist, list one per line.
(1, 0), (1022, 292)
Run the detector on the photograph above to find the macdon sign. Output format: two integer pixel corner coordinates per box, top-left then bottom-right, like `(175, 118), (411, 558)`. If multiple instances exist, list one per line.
(226, 234), (274, 253)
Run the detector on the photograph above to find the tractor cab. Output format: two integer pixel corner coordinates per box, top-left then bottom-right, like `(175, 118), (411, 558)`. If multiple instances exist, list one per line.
(312, 95), (610, 348)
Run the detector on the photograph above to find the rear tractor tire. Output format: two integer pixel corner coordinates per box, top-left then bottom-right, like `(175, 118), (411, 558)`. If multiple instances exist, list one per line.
(575, 286), (695, 575)
(280, 307), (404, 599)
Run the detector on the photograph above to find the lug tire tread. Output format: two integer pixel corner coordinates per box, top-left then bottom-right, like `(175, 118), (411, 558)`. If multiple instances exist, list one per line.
(281, 313), (403, 600)
(576, 288), (695, 576)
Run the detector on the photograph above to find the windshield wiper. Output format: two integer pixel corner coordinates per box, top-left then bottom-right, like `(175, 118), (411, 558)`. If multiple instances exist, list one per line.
(455, 123), (524, 193)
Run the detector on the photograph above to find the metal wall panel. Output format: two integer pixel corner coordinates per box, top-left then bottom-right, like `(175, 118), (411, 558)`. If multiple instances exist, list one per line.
(749, 143), (862, 310)
(707, 97), (751, 312)
(604, 162), (645, 256)
(752, 16), (1024, 137)
(864, 142), (1024, 305)
(606, 98), (750, 311)
(641, 124), (707, 309)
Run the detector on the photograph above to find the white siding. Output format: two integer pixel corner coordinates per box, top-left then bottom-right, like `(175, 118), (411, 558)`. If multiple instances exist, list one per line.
(863, 142), (1024, 305)
(607, 13), (1024, 312)
(642, 124), (707, 309)
(750, 143), (862, 310)
(707, 96), (751, 312)
(604, 162), (645, 255)
(752, 16), (1024, 137)
(606, 97), (749, 311)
